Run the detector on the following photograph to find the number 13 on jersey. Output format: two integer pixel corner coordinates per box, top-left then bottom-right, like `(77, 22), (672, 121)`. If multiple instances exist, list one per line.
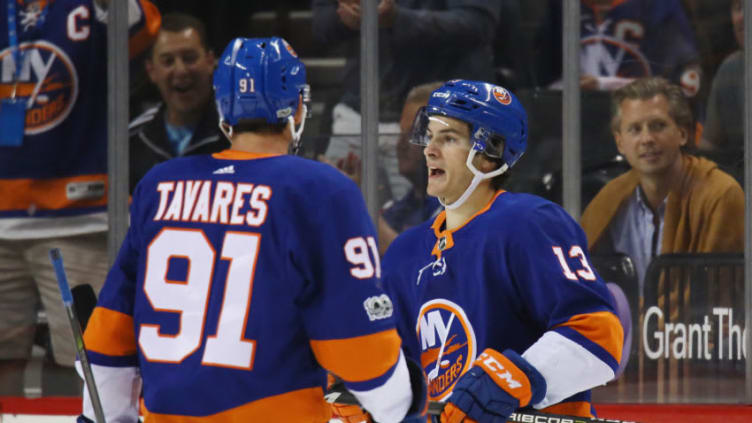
(552, 245), (596, 281)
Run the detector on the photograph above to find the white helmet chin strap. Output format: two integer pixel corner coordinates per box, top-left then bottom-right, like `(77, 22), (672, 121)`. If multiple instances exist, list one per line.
(441, 145), (508, 210)
(218, 119), (233, 141)
(288, 104), (307, 155)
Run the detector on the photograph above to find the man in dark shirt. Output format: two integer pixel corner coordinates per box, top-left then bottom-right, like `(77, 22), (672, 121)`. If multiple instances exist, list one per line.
(129, 12), (228, 193)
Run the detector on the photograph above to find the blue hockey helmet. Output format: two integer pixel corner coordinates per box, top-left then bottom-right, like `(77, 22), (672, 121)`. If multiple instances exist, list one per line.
(412, 80), (527, 170)
(213, 37), (308, 128)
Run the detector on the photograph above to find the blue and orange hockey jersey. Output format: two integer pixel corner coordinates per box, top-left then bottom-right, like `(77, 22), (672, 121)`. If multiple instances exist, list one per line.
(382, 190), (624, 418)
(81, 150), (413, 422)
(0, 0), (160, 239)
(538, 0), (700, 95)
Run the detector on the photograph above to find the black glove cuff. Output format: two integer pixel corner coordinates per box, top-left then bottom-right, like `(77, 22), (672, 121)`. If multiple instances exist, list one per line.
(405, 356), (428, 416)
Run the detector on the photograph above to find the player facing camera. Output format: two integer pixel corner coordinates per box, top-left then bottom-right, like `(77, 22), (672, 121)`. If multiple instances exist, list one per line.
(410, 80), (527, 209)
(213, 36), (310, 154)
(382, 79), (624, 423)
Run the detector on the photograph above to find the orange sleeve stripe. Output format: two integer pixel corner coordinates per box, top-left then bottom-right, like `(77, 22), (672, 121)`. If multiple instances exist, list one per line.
(129, 0), (161, 59)
(556, 311), (624, 363)
(310, 329), (402, 382)
(83, 307), (138, 356)
(143, 387), (330, 423)
(0, 175), (107, 211)
(475, 349), (533, 407)
(541, 401), (593, 418)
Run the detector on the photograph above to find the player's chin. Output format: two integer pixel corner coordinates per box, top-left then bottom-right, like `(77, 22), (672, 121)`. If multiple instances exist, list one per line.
(425, 184), (443, 199)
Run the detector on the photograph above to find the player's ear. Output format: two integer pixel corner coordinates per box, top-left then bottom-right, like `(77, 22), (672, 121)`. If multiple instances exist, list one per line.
(294, 95), (304, 125)
(474, 154), (497, 173)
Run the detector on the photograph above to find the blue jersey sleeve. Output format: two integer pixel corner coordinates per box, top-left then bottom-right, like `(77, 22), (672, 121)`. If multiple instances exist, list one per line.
(82, 183), (145, 367)
(292, 179), (403, 384)
(505, 203), (622, 369)
(504, 203), (623, 407)
(381, 235), (423, 363)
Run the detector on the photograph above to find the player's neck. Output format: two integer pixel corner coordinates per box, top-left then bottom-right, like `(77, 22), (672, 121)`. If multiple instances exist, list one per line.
(444, 184), (496, 230)
(229, 132), (291, 155)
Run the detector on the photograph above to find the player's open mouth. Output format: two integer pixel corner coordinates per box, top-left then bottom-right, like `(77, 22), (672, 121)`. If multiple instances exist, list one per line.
(429, 168), (445, 177)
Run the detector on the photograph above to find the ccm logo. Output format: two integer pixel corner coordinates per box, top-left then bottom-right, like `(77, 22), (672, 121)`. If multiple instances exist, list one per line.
(479, 352), (522, 389)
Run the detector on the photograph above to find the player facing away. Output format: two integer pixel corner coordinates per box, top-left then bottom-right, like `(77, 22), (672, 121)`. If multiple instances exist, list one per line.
(76, 37), (425, 423)
(381, 80), (624, 422)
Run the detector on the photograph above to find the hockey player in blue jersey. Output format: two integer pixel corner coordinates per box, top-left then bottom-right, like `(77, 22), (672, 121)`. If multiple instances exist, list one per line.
(77, 36), (425, 423)
(381, 80), (624, 422)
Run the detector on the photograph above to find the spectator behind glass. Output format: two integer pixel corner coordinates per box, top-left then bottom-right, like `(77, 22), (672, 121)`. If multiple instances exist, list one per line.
(311, 0), (501, 202)
(699, 0), (743, 155)
(535, 0), (702, 97)
(580, 77), (744, 294)
(379, 81), (443, 254)
(0, 0), (159, 371)
(129, 12), (228, 193)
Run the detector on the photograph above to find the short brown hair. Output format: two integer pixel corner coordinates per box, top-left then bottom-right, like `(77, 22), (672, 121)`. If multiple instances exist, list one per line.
(610, 77), (694, 135)
(405, 81), (445, 106)
(148, 13), (211, 59)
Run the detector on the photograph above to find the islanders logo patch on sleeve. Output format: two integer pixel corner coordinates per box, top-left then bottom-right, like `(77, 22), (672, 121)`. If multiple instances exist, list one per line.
(416, 299), (477, 401)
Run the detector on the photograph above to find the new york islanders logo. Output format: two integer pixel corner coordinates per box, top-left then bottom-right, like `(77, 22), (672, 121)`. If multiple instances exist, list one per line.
(580, 19), (651, 79)
(492, 86), (512, 106)
(416, 299), (476, 401)
(0, 41), (78, 135)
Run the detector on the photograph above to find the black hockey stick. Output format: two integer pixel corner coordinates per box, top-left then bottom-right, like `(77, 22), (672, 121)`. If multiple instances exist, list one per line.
(326, 381), (641, 423)
(50, 248), (107, 423)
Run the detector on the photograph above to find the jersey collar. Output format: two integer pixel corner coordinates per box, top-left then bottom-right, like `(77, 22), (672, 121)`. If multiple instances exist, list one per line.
(212, 149), (283, 160)
(430, 190), (506, 259)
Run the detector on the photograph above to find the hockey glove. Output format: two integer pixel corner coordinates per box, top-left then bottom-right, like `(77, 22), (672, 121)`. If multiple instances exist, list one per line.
(441, 348), (546, 423)
(329, 401), (373, 423)
(327, 373), (373, 422)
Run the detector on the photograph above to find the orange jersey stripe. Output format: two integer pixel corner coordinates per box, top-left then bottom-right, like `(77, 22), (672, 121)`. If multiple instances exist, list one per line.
(541, 401), (593, 418)
(0, 174), (107, 211)
(83, 307), (137, 356)
(556, 311), (624, 363)
(129, 0), (161, 59)
(143, 387), (331, 423)
(310, 329), (401, 382)
(212, 150), (283, 160)
(430, 190), (505, 258)
(475, 349), (533, 407)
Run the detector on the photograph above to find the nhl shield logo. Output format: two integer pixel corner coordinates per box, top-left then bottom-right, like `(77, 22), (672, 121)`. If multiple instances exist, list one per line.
(416, 299), (476, 401)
